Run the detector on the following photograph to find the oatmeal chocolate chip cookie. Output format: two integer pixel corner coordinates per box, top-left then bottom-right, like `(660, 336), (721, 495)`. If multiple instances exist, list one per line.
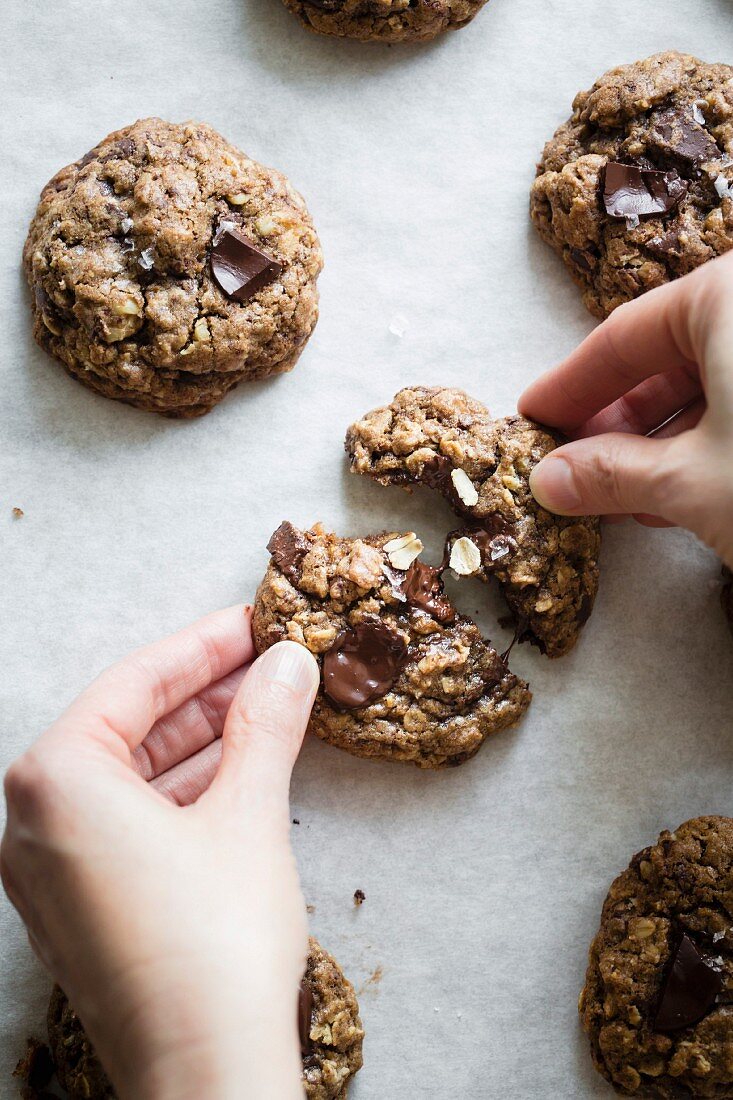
(346, 387), (601, 658)
(253, 521), (531, 767)
(531, 51), (733, 318)
(280, 0), (488, 42)
(580, 816), (733, 1098)
(44, 939), (363, 1100)
(24, 118), (322, 417)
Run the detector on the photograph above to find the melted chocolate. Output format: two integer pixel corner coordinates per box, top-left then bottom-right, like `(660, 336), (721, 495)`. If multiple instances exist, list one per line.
(322, 620), (408, 710)
(602, 162), (687, 220)
(267, 522), (311, 583)
(211, 226), (283, 303)
(449, 516), (517, 569)
(400, 560), (456, 623)
(299, 981), (314, 1055)
(654, 935), (723, 1031)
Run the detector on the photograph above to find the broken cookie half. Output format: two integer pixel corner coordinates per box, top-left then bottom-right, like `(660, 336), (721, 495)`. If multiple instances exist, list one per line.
(253, 521), (531, 768)
(345, 386), (601, 658)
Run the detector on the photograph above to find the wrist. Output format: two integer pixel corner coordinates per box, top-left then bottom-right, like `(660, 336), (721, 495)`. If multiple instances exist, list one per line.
(98, 984), (303, 1100)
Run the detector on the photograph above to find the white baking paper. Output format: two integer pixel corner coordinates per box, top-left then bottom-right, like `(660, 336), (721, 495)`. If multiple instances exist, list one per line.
(1, 1), (733, 1095)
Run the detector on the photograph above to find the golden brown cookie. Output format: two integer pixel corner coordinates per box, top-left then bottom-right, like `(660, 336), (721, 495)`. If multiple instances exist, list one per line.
(280, 0), (489, 43)
(580, 817), (733, 1097)
(532, 52), (733, 317)
(24, 118), (322, 417)
(253, 521), (531, 767)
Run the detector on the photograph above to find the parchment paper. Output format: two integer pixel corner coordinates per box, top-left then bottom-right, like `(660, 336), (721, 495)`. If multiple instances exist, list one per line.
(2, 1), (733, 1095)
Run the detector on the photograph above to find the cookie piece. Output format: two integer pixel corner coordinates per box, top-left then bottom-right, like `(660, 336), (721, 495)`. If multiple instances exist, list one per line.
(280, 0), (488, 42)
(723, 568), (733, 636)
(24, 118), (322, 417)
(580, 816), (733, 1098)
(253, 521), (531, 767)
(45, 938), (363, 1100)
(346, 387), (601, 658)
(531, 51), (733, 317)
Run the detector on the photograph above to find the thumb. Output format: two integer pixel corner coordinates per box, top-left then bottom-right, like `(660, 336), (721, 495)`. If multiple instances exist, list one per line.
(529, 433), (682, 520)
(207, 641), (319, 808)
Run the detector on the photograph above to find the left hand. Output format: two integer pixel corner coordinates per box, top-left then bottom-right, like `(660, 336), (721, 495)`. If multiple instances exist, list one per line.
(1, 606), (319, 1100)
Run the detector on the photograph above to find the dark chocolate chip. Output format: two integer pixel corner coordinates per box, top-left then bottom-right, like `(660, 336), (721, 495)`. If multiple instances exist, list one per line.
(322, 620), (408, 710)
(602, 162), (688, 220)
(421, 453), (455, 493)
(649, 107), (720, 169)
(211, 226), (283, 303)
(569, 247), (597, 273)
(654, 934), (723, 1031)
(400, 561), (456, 623)
(267, 522), (311, 583)
(299, 981), (314, 1055)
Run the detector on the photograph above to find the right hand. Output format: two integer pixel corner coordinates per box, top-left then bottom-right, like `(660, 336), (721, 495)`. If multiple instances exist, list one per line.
(519, 251), (733, 568)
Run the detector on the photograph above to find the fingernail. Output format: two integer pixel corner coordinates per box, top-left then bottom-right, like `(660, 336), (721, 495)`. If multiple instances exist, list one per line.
(529, 456), (582, 513)
(253, 641), (319, 698)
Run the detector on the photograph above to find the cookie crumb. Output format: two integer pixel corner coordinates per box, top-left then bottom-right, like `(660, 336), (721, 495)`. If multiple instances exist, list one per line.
(292, 818), (300, 825)
(12, 507), (24, 518)
(353, 889), (366, 906)
(306, 904), (316, 915)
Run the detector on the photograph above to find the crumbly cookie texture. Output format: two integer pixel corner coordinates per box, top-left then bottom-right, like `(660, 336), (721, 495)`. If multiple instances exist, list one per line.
(24, 118), (322, 417)
(580, 816), (733, 1098)
(345, 386), (601, 658)
(253, 522), (531, 767)
(43, 939), (362, 1100)
(280, 0), (488, 42)
(302, 937), (364, 1100)
(531, 51), (733, 318)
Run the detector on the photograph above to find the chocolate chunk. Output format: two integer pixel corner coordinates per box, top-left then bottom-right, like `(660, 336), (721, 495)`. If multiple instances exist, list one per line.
(654, 935), (723, 1031)
(569, 247), (597, 273)
(211, 226), (282, 303)
(646, 229), (682, 259)
(602, 162), (688, 220)
(649, 106), (720, 169)
(322, 620), (408, 710)
(299, 981), (314, 1055)
(267, 521), (310, 582)
(401, 561), (456, 623)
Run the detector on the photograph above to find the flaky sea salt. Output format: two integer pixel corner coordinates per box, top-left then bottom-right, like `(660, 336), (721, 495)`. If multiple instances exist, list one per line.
(138, 248), (154, 270)
(388, 313), (409, 338)
(692, 100), (707, 126)
(120, 216), (133, 233)
(715, 174), (733, 199)
(625, 214), (640, 230)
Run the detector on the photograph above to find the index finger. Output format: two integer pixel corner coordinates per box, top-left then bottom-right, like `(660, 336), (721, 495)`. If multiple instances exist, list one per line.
(50, 605), (254, 758)
(519, 252), (733, 431)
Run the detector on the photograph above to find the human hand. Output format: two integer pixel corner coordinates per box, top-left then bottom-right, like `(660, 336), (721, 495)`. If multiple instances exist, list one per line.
(519, 251), (733, 568)
(1, 607), (319, 1100)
